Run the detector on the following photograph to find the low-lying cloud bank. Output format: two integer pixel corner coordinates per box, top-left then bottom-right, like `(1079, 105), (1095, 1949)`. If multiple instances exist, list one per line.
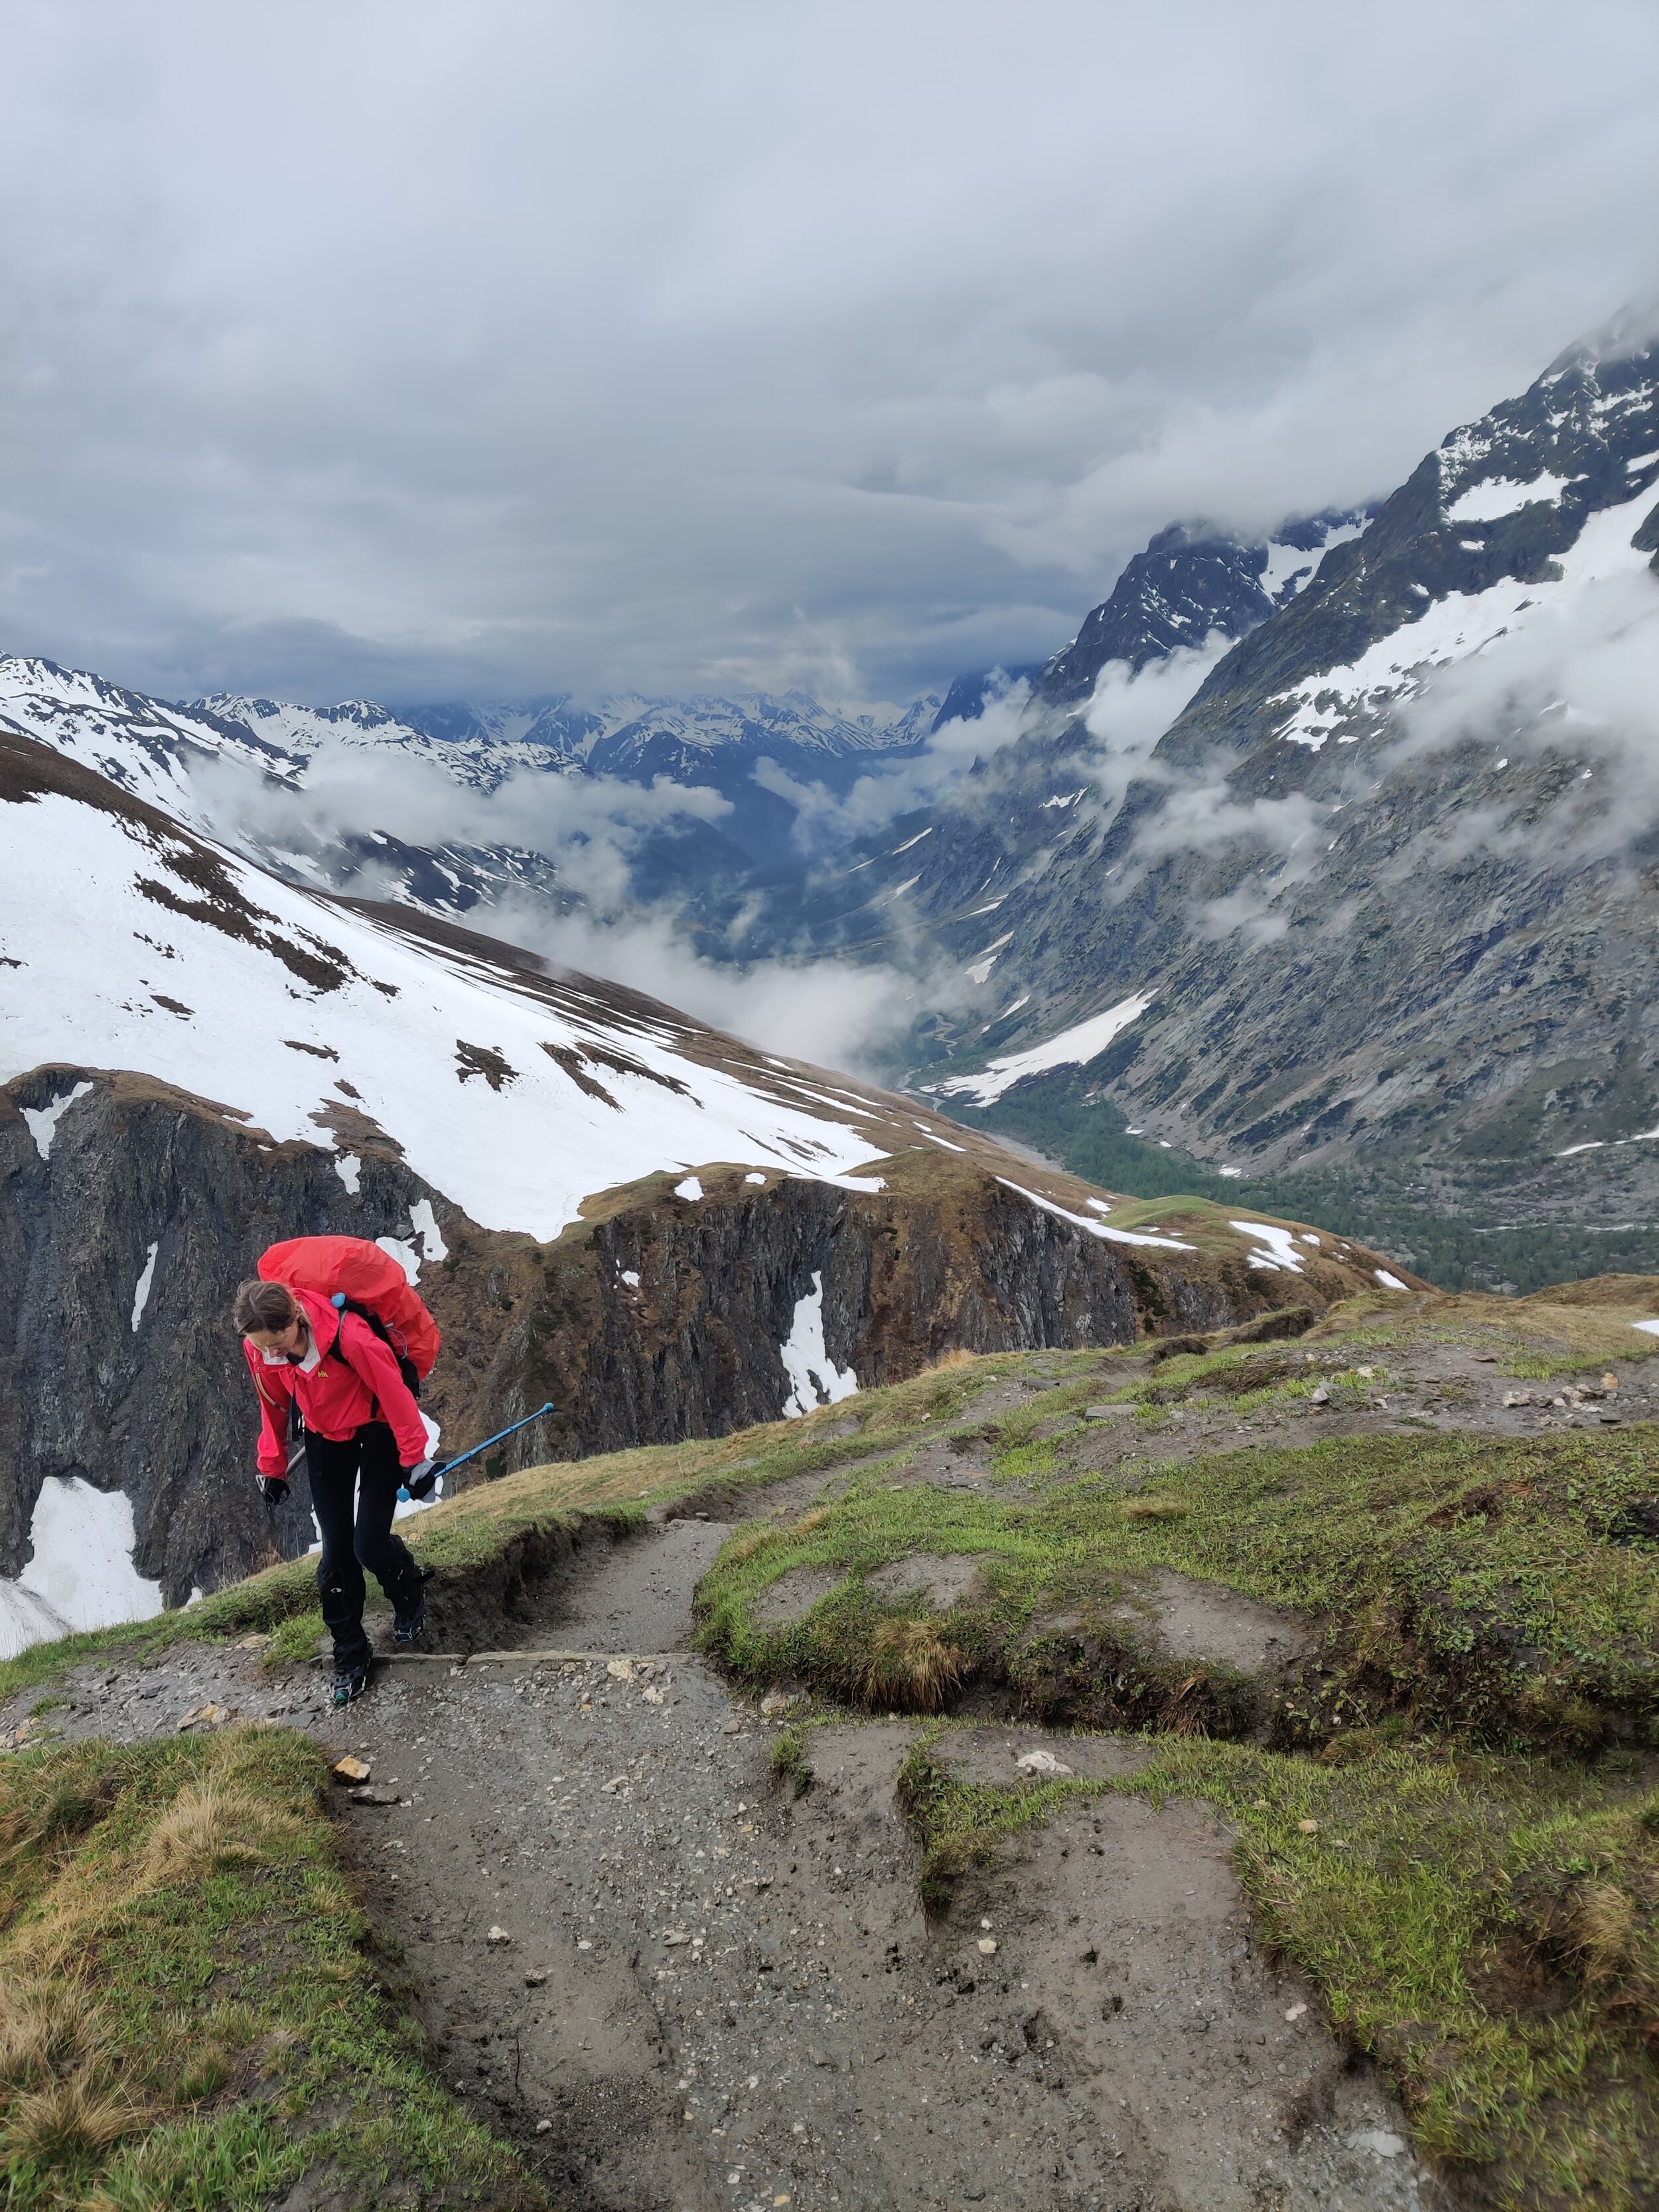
(195, 738), (936, 1074)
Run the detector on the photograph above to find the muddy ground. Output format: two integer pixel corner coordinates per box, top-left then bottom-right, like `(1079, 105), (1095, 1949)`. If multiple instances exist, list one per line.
(5, 1401), (1459, 2212)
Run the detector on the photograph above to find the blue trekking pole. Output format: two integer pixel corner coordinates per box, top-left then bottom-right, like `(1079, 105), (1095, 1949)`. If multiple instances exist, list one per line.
(399, 1401), (556, 1502)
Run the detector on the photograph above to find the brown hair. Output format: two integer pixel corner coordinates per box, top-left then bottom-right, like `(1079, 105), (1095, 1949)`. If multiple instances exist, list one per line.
(232, 1278), (299, 1336)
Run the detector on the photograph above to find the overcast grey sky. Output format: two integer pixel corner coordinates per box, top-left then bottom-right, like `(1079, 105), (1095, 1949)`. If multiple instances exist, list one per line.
(1, 0), (1656, 707)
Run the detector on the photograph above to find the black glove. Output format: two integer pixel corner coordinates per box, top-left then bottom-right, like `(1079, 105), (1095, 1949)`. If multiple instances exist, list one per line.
(403, 1458), (446, 1502)
(258, 1475), (290, 1512)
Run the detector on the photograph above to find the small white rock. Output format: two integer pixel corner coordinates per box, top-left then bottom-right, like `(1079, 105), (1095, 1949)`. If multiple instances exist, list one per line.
(1284, 2001), (1307, 2021)
(1016, 1748), (1074, 1777)
(487, 1926), (512, 1946)
(977, 1937), (999, 1955)
(1350, 2128), (1406, 2158)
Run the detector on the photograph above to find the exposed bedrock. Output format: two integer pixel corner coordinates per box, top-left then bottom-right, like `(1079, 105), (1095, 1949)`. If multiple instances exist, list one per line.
(2, 1066), (1360, 1604)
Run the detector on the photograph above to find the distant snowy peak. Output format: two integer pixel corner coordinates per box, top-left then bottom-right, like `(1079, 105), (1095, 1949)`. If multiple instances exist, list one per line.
(1035, 512), (1370, 707)
(204, 686), (943, 789)
(581, 689), (942, 781)
(192, 694), (568, 792)
(0, 657), (293, 830)
(1243, 328), (1659, 752)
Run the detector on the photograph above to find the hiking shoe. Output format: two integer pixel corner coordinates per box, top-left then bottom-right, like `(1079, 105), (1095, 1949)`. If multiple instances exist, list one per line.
(394, 1593), (426, 1647)
(332, 1661), (369, 1707)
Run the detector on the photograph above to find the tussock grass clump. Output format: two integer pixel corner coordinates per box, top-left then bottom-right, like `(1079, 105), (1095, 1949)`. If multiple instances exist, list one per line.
(857, 1618), (966, 1712)
(0, 1728), (543, 2210)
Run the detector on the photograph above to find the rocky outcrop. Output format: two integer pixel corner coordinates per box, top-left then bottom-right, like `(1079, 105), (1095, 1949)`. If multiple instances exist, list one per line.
(1, 1067), (1392, 1605)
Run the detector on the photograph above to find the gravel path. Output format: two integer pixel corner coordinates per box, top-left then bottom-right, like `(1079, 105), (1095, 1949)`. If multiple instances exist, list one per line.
(1, 1463), (1449, 2212)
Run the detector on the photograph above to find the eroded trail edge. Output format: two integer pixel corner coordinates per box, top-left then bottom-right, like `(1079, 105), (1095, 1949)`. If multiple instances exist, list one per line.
(19, 1487), (1437, 2212)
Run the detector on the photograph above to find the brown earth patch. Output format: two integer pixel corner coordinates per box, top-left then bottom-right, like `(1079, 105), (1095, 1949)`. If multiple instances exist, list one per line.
(1113, 1568), (1311, 1676)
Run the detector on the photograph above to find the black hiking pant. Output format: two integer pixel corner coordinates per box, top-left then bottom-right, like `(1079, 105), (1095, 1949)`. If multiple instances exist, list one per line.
(306, 1421), (424, 1672)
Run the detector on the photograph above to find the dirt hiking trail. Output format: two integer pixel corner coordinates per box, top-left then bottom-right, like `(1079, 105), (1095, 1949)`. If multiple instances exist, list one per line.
(11, 1448), (1449, 2212)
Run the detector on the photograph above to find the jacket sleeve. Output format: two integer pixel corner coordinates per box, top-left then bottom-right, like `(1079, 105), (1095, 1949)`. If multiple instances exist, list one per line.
(245, 1344), (293, 1477)
(336, 1316), (431, 1467)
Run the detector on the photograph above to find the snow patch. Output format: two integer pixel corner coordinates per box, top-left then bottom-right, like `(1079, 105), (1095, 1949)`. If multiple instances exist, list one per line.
(1446, 473), (1571, 523)
(621, 1270), (641, 1288)
(997, 1179), (1196, 1250)
(964, 932), (1014, 985)
(131, 1241), (159, 1332)
(1632, 1319), (1659, 1337)
(779, 1272), (858, 1418)
(891, 828), (932, 854)
(0, 1476), (164, 1658)
(1258, 520), (1364, 604)
(1230, 1221), (1307, 1274)
(334, 1153), (362, 1194)
(914, 1120), (965, 1151)
(408, 1198), (448, 1262)
(21, 1080), (94, 1161)
(936, 992), (1155, 1106)
(1374, 1269), (1409, 1291)
(674, 1175), (704, 1201)
(376, 1236), (421, 1284)
(0, 1582), (72, 1661)
(744, 1171), (767, 1184)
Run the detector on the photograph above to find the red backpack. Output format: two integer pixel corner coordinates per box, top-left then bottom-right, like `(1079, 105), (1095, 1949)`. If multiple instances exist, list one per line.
(258, 1234), (442, 1397)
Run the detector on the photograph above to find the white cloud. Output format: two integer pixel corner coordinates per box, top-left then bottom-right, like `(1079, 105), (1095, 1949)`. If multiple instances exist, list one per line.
(197, 743), (731, 914)
(753, 676), (1033, 844)
(488, 895), (928, 1075)
(0, 1), (1654, 701)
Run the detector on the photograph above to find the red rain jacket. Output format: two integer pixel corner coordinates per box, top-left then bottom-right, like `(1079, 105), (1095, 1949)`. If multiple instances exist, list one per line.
(245, 1286), (429, 1477)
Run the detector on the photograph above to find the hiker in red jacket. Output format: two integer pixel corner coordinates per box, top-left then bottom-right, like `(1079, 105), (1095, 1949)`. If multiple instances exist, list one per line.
(234, 1277), (434, 1706)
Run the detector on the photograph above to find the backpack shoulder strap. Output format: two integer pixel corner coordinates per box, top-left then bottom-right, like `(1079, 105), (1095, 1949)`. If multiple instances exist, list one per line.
(328, 1297), (422, 1399)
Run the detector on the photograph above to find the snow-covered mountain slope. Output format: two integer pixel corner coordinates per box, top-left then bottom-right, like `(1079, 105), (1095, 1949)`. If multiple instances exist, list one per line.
(0, 658), (305, 830)
(192, 692), (575, 790)
(205, 686), (942, 788)
(1, 723), (1409, 1634)
(896, 311), (1659, 1260)
(0, 729), (906, 1243)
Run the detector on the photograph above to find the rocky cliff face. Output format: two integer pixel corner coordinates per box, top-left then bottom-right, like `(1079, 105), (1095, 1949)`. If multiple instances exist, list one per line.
(1033, 516), (1366, 705)
(1, 1062), (1400, 1609)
